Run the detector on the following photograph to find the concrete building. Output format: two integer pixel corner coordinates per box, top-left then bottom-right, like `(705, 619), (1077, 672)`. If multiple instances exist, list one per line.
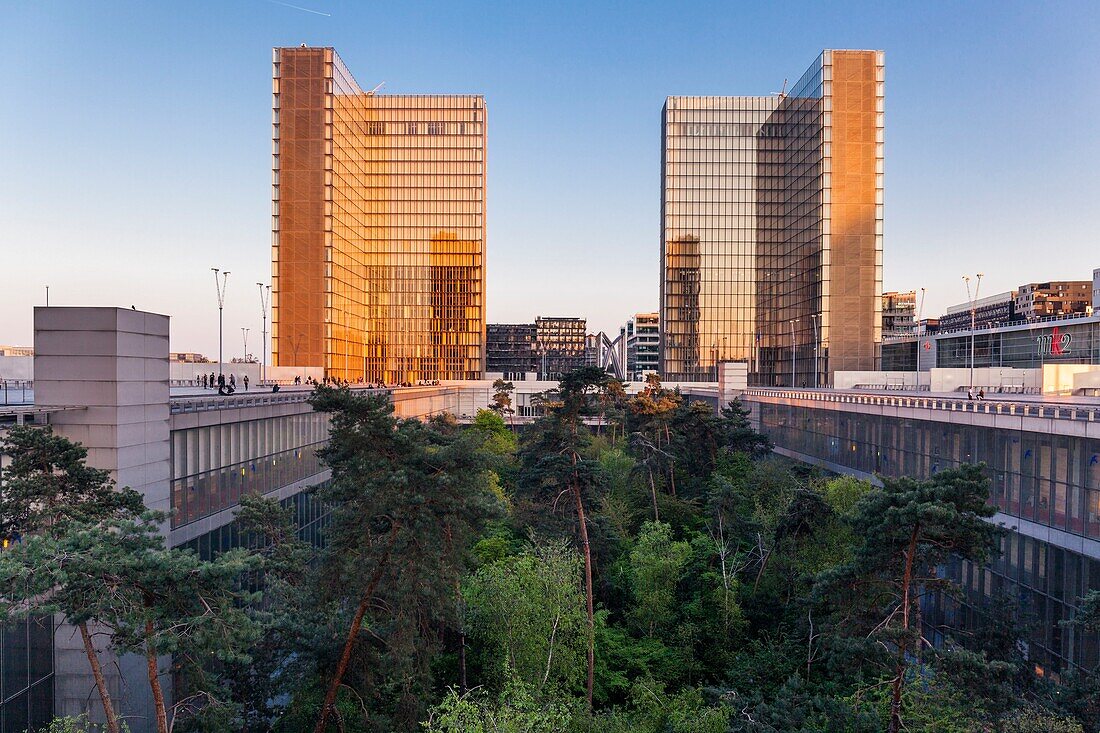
(535, 317), (586, 380)
(626, 312), (660, 380)
(660, 50), (884, 386)
(882, 291), (917, 340)
(485, 323), (538, 380)
(938, 291), (1017, 333)
(1015, 281), (1093, 320)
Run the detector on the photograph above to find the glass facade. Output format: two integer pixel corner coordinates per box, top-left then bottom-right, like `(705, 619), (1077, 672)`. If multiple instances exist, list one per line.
(0, 616), (53, 733)
(936, 319), (1100, 370)
(661, 51), (883, 386)
(749, 394), (1100, 672)
(535, 317), (587, 380)
(179, 488), (332, 561)
(272, 47), (486, 383)
(170, 412), (330, 528)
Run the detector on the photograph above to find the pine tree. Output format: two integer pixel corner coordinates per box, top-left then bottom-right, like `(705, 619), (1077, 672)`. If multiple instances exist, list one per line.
(518, 367), (615, 710)
(814, 463), (1002, 733)
(308, 386), (502, 731)
(0, 426), (145, 733)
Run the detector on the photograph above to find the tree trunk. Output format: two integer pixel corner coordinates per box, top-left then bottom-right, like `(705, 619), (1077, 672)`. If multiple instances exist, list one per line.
(144, 617), (169, 733)
(78, 621), (121, 733)
(572, 457), (595, 711)
(648, 468), (660, 522)
(888, 524), (921, 733)
(456, 577), (467, 691)
(314, 520), (400, 733)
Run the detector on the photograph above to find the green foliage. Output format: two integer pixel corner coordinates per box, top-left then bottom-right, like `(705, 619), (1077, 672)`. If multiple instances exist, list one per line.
(14, 380), (1092, 732)
(628, 522), (691, 638)
(473, 408), (518, 454)
(423, 675), (575, 733)
(820, 475), (870, 517)
(0, 425), (145, 537)
(32, 716), (132, 733)
(465, 542), (587, 693)
(309, 385), (505, 729)
(998, 707), (1085, 733)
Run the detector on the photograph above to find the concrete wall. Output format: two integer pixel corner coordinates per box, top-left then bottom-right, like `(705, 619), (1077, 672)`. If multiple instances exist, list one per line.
(0, 354), (33, 380)
(833, 370), (925, 389)
(33, 307), (172, 732)
(719, 361), (748, 405)
(929, 367), (1040, 393)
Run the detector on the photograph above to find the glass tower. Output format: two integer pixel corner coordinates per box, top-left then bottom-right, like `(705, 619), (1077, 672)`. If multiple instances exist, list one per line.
(660, 50), (884, 386)
(272, 47), (486, 382)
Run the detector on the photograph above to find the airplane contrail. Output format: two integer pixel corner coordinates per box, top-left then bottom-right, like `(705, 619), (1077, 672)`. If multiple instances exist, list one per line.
(264, 0), (332, 16)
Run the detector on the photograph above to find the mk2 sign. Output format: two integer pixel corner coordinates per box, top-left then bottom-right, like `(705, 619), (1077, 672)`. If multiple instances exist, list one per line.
(1037, 326), (1071, 357)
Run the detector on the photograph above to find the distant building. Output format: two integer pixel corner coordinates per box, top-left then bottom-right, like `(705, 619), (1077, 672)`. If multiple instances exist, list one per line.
(486, 324), (537, 379)
(881, 292), (917, 340)
(170, 352), (209, 363)
(535, 317), (586, 380)
(486, 318), (587, 380)
(0, 345), (33, 357)
(1015, 281), (1092, 320)
(627, 312), (660, 380)
(938, 292), (1017, 332)
(1094, 269), (1100, 312)
(584, 333), (600, 368)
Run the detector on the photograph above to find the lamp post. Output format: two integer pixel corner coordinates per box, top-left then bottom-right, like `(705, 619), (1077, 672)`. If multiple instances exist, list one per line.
(241, 327), (250, 362)
(810, 314), (819, 388)
(257, 283), (270, 386)
(963, 273), (983, 392)
(212, 269), (230, 380)
(915, 287), (926, 392)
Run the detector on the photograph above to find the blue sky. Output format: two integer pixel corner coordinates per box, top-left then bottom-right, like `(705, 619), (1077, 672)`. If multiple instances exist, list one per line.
(1, 0), (1098, 356)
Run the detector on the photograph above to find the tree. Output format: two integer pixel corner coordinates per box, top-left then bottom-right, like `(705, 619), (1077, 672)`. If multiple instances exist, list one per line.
(222, 494), (320, 731)
(628, 522), (691, 638)
(473, 408), (518, 455)
(518, 367), (615, 709)
(491, 378), (516, 428)
(0, 426), (145, 537)
(465, 542), (587, 692)
(0, 426), (145, 733)
(814, 464), (1003, 733)
(716, 399), (771, 458)
(2, 512), (259, 733)
(424, 674), (576, 733)
(308, 386), (501, 731)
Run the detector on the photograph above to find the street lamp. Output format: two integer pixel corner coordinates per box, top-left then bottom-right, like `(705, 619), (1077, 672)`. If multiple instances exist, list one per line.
(212, 268), (230, 381)
(257, 283), (270, 386)
(963, 274), (983, 392)
(915, 287), (926, 392)
(241, 327), (250, 362)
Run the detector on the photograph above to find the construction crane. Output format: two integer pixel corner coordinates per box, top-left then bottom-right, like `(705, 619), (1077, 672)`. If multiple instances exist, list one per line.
(772, 78), (788, 100)
(366, 81), (386, 96)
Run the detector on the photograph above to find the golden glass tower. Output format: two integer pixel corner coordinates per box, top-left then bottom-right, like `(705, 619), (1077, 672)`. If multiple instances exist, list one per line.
(660, 50), (883, 386)
(272, 46), (486, 382)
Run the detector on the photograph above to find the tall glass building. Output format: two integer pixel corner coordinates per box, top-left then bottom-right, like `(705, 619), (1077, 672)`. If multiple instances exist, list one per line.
(272, 47), (486, 383)
(660, 50), (884, 386)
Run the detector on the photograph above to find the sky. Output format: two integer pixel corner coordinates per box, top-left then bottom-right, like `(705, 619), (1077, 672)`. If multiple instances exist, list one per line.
(1, 0), (1098, 358)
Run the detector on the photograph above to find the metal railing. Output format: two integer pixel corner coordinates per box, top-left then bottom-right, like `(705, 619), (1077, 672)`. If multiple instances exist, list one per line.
(743, 389), (1100, 423)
